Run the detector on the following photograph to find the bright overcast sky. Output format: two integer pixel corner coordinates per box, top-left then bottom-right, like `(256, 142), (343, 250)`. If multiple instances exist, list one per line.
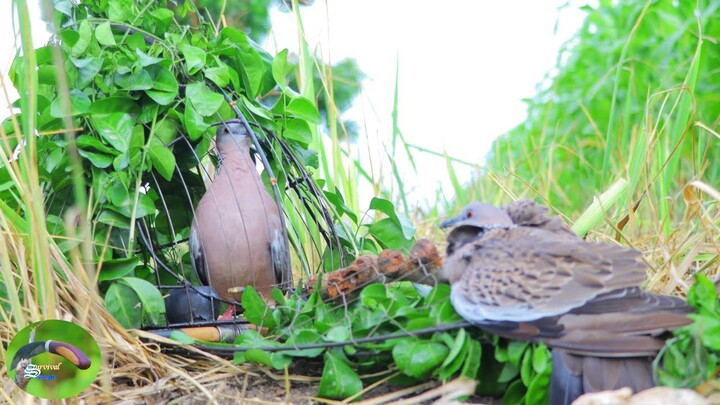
(1, 1), (590, 209)
(264, 1), (590, 208)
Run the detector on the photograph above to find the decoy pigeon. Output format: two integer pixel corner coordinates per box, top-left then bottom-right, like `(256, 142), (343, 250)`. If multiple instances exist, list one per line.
(189, 122), (290, 306)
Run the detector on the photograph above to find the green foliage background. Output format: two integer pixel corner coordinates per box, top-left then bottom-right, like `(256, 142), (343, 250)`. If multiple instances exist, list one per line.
(457, 1), (719, 225)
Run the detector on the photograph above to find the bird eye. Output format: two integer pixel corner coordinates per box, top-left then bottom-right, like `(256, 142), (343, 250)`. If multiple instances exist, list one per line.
(467, 209), (473, 218)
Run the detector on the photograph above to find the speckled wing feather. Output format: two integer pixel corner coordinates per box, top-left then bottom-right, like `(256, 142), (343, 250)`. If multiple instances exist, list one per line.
(503, 199), (577, 239)
(444, 227), (647, 323)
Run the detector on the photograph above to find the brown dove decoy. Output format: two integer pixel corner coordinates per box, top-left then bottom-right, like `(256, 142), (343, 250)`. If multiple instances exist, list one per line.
(440, 201), (692, 405)
(189, 121), (290, 306)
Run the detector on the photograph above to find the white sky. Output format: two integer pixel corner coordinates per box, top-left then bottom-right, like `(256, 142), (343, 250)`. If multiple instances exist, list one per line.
(1, 1), (591, 209)
(263, 1), (589, 209)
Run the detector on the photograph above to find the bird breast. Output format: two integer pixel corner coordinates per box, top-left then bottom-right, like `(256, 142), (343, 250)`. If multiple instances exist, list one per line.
(190, 149), (282, 301)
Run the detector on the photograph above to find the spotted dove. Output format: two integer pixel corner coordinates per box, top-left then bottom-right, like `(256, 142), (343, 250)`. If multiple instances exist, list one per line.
(189, 122), (290, 304)
(440, 200), (691, 405)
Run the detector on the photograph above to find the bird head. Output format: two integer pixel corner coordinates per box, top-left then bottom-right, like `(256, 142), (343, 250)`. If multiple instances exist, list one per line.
(214, 121), (252, 153)
(440, 202), (513, 230)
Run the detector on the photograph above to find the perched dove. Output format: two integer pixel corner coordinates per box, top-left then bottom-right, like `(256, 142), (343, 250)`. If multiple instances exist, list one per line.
(440, 200), (692, 405)
(189, 122), (290, 305)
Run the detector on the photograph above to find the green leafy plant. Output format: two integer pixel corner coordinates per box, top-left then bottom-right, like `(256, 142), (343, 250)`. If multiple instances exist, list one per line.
(219, 282), (553, 403)
(655, 274), (720, 388)
(2, 0), (399, 330)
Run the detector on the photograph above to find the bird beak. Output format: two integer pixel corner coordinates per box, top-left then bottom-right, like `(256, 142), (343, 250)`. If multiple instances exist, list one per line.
(440, 214), (465, 229)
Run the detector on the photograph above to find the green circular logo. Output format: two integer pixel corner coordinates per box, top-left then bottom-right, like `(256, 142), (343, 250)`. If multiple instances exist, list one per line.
(6, 320), (101, 399)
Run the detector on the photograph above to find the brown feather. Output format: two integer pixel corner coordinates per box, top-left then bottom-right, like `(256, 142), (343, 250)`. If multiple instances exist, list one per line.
(190, 124), (286, 303)
(442, 201), (693, 404)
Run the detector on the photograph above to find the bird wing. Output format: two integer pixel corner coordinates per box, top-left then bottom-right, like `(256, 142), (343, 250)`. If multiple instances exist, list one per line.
(446, 227), (647, 323)
(269, 216), (291, 290)
(503, 199), (576, 238)
(189, 224), (209, 286)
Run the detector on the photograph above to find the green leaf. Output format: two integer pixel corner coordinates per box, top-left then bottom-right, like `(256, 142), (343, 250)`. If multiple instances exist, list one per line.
(405, 317), (438, 331)
(108, 0), (132, 22)
(281, 118), (312, 144)
(497, 362), (520, 384)
(241, 95), (273, 120)
(438, 330), (471, 381)
(695, 316), (720, 351)
(90, 96), (137, 115)
(95, 21), (116, 46)
(71, 20), (92, 57)
(270, 287), (286, 305)
(286, 97), (322, 124)
(180, 44), (206, 75)
(204, 65), (231, 87)
(532, 343), (550, 374)
(234, 330), (292, 369)
(186, 83), (224, 116)
(98, 256), (142, 282)
(220, 28), (266, 97)
(323, 188), (358, 224)
(424, 284), (451, 306)
(104, 282), (142, 328)
(145, 65), (179, 105)
(368, 218), (413, 249)
(114, 69), (153, 90)
(96, 209), (131, 229)
(285, 330), (325, 357)
(50, 89), (91, 117)
(351, 307), (386, 332)
(241, 286), (277, 328)
(460, 339), (482, 379)
(245, 349), (292, 370)
(149, 144), (176, 181)
(135, 48), (165, 67)
(71, 57), (103, 88)
(502, 379), (526, 405)
(441, 328), (467, 368)
(520, 347), (533, 386)
(525, 366), (551, 405)
(369, 197), (397, 218)
(78, 149), (113, 168)
(324, 326), (351, 342)
(507, 340), (529, 367)
(118, 277), (166, 325)
(184, 103), (210, 141)
(128, 124), (146, 169)
(90, 112), (133, 153)
(435, 300), (463, 323)
(368, 197), (415, 242)
(105, 180), (155, 218)
(317, 349), (363, 399)
(687, 274), (718, 316)
(272, 49), (294, 95)
(360, 283), (387, 307)
(392, 340), (449, 378)
(153, 118), (180, 145)
(45, 148), (65, 172)
(149, 8), (174, 31)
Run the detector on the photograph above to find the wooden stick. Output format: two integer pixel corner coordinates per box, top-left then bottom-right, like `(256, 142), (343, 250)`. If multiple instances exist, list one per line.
(308, 239), (443, 300)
